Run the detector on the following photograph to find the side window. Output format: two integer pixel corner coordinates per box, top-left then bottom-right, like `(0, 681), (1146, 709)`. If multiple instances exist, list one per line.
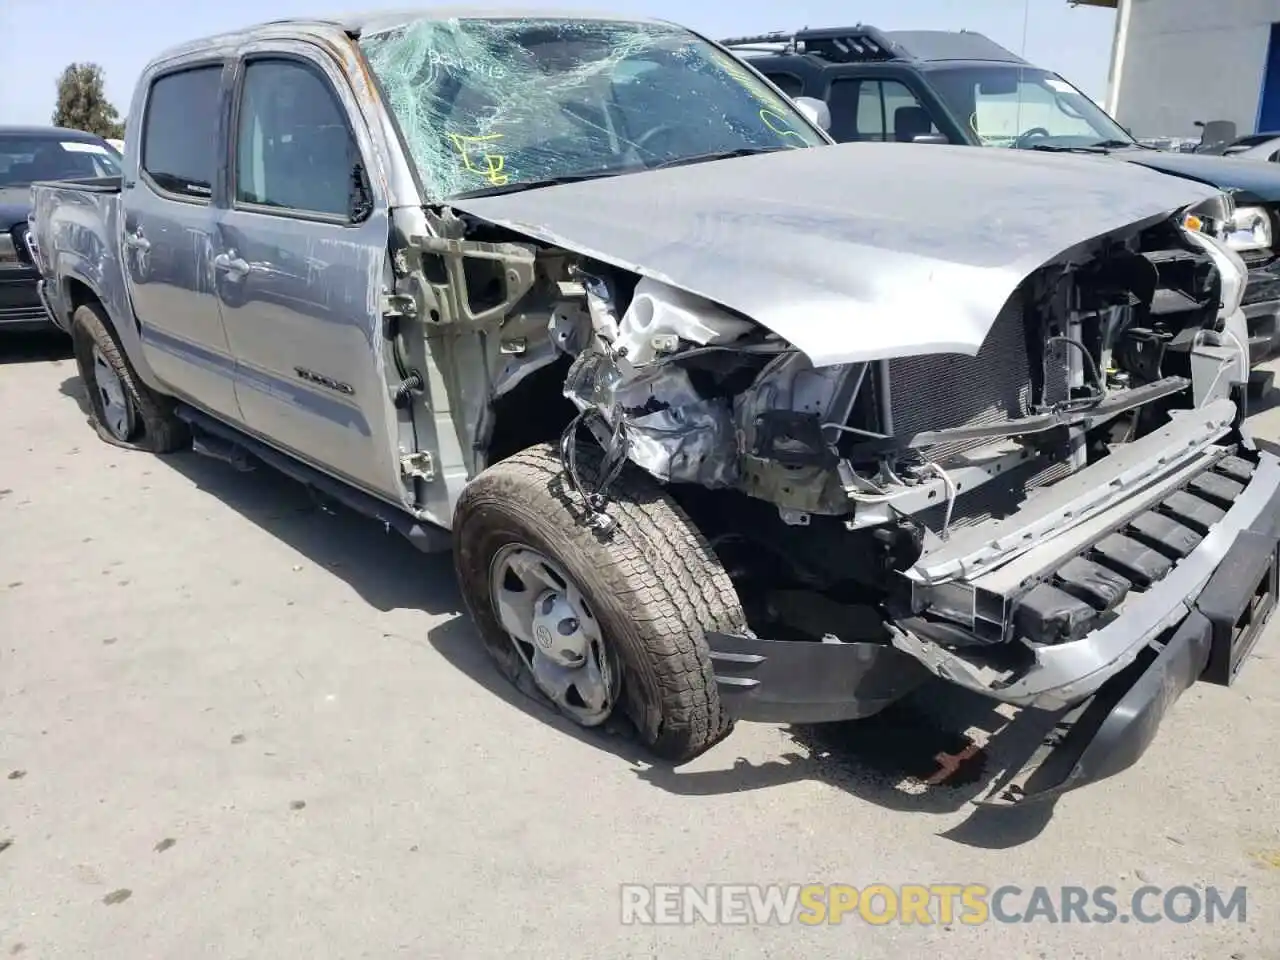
(826, 78), (940, 144)
(142, 66), (223, 200)
(764, 73), (804, 98)
(234, 58), (360, 218)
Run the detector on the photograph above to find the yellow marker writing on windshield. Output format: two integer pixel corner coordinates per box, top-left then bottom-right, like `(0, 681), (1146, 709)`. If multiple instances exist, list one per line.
(760, 109), (808, 145)
(447, 132), (509, 186)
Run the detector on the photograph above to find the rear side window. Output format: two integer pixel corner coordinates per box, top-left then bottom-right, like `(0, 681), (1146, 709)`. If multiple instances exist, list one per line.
(142, 66), (222, 200)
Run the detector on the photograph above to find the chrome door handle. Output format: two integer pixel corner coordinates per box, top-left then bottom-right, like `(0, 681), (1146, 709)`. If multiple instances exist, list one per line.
(213, 253), (250, 279)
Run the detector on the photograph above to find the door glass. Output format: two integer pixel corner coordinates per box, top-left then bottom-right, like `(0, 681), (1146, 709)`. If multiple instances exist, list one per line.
(826, 79), (939, 143)
(234, 59), (358, 217)
(142, 66), (222, 200)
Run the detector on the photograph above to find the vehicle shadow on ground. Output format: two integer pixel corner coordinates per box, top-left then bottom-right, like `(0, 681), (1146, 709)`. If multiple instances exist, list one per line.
(56, 371), (1059, 848)
(0, 331), (72, 365)
(428, 611), (1065, 849)
(61, 374), (463, 618)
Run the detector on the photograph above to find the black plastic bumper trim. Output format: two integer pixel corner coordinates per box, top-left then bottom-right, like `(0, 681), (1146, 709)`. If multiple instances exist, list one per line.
(707, 636), (931, 725)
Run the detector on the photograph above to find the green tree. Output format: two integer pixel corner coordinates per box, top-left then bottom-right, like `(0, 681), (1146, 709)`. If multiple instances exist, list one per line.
(51, 63), (125, 140)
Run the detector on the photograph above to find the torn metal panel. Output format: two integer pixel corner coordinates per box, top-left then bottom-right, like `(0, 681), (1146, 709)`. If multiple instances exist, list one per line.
(562, 352), (739, 487)
(451, 143), (1225, 368)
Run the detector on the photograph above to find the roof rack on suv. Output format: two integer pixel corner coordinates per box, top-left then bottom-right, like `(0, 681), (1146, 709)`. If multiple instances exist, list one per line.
(720, 26), (903, 63)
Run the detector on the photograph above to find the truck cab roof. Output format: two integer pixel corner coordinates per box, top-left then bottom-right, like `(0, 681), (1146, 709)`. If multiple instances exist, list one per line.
(149, 7), (671, 64)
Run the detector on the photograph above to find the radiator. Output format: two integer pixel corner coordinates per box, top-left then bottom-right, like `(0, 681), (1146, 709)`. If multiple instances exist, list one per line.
(887, 299), (1069, 464)
(889, 299), (1074, 532)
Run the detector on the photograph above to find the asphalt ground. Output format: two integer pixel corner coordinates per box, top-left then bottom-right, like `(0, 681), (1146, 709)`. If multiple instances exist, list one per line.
(2, 330), (1278, 959)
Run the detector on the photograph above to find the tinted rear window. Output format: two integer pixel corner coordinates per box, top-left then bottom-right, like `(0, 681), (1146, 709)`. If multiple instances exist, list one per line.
(142, 65), (222, 199)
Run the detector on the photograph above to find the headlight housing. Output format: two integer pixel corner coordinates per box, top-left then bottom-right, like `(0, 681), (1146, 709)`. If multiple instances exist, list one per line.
(1222, 205), (1273, 252)
(1182, 191), (1234, 237)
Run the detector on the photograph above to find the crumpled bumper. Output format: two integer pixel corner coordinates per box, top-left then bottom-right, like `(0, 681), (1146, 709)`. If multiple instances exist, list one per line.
(707, 442), (1280, 804)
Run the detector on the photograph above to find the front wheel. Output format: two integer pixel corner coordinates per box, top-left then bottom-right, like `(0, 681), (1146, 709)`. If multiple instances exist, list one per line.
(452, 443), (747, 763)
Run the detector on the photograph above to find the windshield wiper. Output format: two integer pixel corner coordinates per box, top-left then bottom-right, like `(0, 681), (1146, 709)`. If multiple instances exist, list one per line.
(1090, 139), (1144, 150)
(448, 147), (794, 199)
(1025, 143), (1109, 155)
(648, 145), (791, 170)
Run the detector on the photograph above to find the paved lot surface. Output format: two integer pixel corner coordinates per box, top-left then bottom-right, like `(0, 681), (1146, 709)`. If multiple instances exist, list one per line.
(3, 332), (1280, 959)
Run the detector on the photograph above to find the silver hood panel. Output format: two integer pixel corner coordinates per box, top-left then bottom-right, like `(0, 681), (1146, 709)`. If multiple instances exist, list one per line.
(451, 142), (1222, 367)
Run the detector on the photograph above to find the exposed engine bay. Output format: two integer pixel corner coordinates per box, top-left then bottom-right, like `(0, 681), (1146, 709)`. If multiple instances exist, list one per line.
(397, 193), (1253, 712)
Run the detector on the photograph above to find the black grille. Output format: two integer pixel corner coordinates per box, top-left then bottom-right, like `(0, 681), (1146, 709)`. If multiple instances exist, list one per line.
(1241, 248), (1276, 269)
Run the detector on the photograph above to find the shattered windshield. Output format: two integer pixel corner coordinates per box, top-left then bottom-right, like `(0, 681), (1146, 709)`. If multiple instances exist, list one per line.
(927, 65), (1133, 150)
(358, 17), (825, 199)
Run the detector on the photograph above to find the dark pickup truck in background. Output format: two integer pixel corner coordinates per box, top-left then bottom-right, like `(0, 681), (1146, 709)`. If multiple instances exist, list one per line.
(25, 9), (1277, 807)
(727, 26), (1280, 381)
(0, 126), (121, 333)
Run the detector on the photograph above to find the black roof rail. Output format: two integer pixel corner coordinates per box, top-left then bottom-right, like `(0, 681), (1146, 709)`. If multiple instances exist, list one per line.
(720, 25), (904, 63)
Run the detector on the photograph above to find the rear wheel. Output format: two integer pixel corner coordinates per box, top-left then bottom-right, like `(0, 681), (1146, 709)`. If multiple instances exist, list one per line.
(452, 442), (746, 763)
(71, 301), (189, 452)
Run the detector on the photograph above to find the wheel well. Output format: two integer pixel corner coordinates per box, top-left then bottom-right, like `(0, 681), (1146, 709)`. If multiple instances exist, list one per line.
(65, 277), (96, 311)
(485, 355), (580, 466)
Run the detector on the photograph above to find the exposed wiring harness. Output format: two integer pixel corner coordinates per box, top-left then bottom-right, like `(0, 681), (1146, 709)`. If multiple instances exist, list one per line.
(1044, 335), (1107, 413)
(558, 406), (630, 527)
(919, 461), (957, 541)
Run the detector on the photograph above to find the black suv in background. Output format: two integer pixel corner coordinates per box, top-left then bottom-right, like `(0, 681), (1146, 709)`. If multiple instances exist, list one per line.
(0, 126), (121, 333)
(725, 26), (1280, 379)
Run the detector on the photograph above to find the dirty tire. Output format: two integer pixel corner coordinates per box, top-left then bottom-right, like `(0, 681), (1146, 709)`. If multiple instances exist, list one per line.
(71, 301), (189, 453)
(453, 442), (747, 764)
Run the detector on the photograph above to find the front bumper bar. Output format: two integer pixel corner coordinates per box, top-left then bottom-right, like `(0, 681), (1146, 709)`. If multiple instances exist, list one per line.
(708, 445), (1280, 804)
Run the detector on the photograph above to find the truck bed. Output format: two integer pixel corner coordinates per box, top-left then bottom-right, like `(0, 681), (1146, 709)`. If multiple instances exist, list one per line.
(28, 175), (128, 340)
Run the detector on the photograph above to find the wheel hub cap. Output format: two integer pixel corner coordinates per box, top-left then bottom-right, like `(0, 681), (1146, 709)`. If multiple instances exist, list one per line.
(489, 545), (618, 727)
(92, 345), (134, 441)
(530, 590), (587, 668)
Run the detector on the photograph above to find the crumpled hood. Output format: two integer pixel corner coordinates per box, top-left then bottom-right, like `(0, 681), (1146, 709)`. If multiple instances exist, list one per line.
(0, 187), (32, 231)
(451, 141), (1222, 367)
(1115, 148), (1280, 204)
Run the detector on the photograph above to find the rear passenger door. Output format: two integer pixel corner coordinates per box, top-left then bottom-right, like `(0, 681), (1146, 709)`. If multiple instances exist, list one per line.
(214, 44), (396, 499)
(126, 62), (242, 421)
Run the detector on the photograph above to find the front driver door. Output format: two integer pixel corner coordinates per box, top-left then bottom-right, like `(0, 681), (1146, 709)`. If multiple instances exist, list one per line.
(214, 45), (399, 501)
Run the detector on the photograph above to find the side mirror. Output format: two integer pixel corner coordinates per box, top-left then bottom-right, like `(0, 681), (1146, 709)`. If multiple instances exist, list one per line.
(912, 133), (949, 145)
(793, 96), (831, 132)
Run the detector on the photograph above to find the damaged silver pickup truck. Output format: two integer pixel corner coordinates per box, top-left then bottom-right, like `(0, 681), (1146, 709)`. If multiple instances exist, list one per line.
(29, 9), (1280, 805)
